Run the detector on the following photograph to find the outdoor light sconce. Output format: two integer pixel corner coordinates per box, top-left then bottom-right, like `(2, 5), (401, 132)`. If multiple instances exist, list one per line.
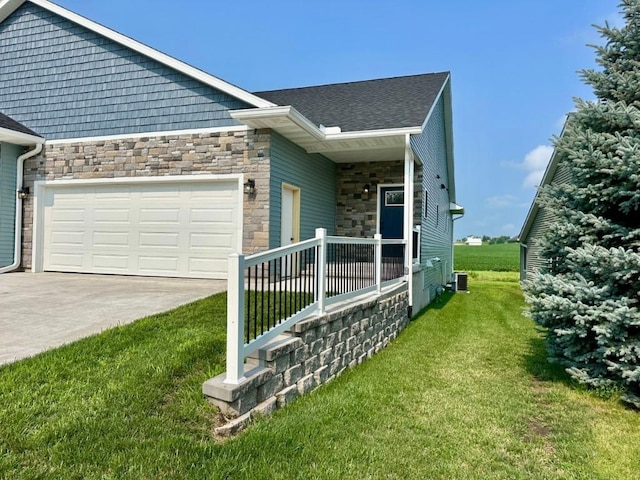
(243, 179), (256, 195)
(362, 183), (371, 200)
(17, 186), (30, 199)
(440, 183), (446, 189)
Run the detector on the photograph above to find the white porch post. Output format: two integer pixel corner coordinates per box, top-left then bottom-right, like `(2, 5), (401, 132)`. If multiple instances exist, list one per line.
(403, 133), (414, 312)
(315, 228), (327, 314)
(224, 253), (247, 385)
(374, 233), (382, 294)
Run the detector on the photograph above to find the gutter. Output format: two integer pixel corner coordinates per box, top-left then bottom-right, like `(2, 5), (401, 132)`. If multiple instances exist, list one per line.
(0, 142), (43, 274)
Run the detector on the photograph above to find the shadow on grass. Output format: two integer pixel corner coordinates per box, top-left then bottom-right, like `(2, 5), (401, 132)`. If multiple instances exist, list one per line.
(522, 335), (575, 386)
(414, 291), (454, 316)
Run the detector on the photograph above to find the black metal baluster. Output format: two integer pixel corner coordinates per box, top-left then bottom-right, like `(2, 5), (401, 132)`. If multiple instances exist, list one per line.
(247, 266), (251, 343)
(279, 257), (283, 325)
(253, 265), (258, 341)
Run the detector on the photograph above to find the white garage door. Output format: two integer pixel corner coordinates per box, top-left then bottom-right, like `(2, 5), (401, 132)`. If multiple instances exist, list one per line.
(42, 179), (240, 279)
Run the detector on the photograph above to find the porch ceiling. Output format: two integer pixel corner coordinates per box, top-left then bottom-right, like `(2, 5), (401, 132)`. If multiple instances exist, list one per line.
(230, 106), (421, 163)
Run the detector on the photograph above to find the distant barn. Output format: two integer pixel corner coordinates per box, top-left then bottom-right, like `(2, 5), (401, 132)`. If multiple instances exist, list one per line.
(465, 236), (482, 246)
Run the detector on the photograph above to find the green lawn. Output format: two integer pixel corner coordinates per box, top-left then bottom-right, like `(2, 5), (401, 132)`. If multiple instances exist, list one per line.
(1, 278), (638, 479)
(455, 242), (520, 272)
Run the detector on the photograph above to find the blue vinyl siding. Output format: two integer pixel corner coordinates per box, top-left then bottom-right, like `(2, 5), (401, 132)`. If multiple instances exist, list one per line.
(411, 96), (454, 297)
(269, 132), (336, 249)
(0, 143), (20, 267)
(0, 2), (250, 139)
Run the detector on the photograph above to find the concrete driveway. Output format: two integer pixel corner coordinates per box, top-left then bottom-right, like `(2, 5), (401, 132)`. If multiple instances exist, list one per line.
(0, 272), (226, 366)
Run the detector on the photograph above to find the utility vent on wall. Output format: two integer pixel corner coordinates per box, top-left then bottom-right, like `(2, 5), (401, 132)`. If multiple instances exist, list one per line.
(455, 272), (468, 292)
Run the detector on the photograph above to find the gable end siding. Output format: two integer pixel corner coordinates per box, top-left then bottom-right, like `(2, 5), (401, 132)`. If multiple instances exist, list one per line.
(411, 96), (453, 297)
(0, 143), (21, 267)
(269, 132), (336, 249)
(524, 160), (573, 278)
(0, 3), (250, 139)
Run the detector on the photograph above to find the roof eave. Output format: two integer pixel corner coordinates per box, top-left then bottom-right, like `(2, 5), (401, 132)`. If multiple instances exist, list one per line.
(0, 126), (44, 145)
(0, 0), (275, 109)
(416, 74), (457, 202)
(231, 106), (423, 162)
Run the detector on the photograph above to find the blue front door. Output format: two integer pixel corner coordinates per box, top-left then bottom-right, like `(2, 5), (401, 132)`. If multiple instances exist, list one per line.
(380, 186), (404, 258)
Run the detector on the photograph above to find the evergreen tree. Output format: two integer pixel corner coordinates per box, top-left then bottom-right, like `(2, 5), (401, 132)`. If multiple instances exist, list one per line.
(524, 0), (640, 408)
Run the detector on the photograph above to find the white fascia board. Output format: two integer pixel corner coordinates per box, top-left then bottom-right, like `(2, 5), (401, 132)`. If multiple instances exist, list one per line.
(325, 126), (421, 141)
(16, 0), (274, 109)
(0, 0), (23, 22)
(230, 106), (326, 141)
(409, 74), (456, 199)
(45, 125), (249, 145)
(0, 127), (44, 146)
(419, 72), (450, 134)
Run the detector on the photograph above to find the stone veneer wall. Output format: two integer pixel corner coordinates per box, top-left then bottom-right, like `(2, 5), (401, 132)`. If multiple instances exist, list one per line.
(203, 285), (409, 434)
(20, 128), (271, 269)
(336, 161), (422, 238)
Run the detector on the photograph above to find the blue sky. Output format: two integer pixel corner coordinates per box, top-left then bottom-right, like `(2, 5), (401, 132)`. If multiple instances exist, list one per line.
(55, 0), (621, 239)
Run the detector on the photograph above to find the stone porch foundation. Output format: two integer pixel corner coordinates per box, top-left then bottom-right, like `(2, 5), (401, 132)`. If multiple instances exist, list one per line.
(203, 284), (409, 435)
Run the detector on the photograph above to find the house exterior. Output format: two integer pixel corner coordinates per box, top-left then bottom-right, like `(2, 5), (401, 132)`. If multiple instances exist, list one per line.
(465, 236), (482, 246)
(0, 0), (461, 310)
(519, 125), (570, 281)
(0, 112), (44, 274)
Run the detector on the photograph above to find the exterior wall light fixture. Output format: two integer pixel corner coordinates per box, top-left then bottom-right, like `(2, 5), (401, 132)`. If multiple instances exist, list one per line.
(244, 179), (256, 195)
(17, 186), (30, 199)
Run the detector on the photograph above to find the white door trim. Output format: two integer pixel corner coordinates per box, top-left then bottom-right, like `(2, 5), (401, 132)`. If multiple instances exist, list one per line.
(31, 174), (244, 274)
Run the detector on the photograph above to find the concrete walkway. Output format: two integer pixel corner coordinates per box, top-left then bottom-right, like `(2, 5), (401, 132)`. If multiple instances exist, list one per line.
(0, 272), (226, 366)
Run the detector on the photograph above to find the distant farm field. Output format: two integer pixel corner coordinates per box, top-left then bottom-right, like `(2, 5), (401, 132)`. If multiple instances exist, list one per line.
(454, 243), (519, 272)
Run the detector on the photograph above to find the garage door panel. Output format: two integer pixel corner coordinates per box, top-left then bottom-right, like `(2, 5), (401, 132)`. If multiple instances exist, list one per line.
(189, 232), (234, 249)
(139, 232), (180, 248)
(42, 179), (239, 279)
(139, 208), (181, 224)
(93, 231), (130, 247)
(50, 208), (85, 224)
(92, 254), (129, 270)
(94, 209), (130, 223)
(138, 256), (179, 272)
(49, 252), (84, 268)
(190, 207), (236, 224)
(50, 231), (84, 246)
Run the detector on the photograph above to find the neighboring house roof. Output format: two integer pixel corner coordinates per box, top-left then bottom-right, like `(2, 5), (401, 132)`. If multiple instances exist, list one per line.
(254, 72), (450, 132)
(0, 111), (38, 136)
(0, 111), (43, 145)
(0, 0), (274, 110)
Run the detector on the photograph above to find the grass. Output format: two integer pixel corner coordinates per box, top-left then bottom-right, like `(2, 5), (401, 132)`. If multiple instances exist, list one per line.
(455, 242), (520, 272)
(1, 278), (639, 479)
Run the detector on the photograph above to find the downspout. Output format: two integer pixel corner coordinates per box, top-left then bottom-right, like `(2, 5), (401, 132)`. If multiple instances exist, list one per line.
(403, 134), (414, 318)
(451, 212), (464, 276)
(0, 142), (43, 274)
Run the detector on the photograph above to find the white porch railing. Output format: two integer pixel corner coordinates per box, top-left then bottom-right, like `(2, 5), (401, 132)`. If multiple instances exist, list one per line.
(225, 228), (406, 384)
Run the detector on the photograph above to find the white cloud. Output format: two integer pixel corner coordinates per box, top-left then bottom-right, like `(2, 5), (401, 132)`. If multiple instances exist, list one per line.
(521, 145), (553, 189)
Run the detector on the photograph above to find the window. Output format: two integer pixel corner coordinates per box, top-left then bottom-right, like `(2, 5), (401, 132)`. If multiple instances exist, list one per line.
(423, 190), (428, 218)
(385, 190), (404, 206)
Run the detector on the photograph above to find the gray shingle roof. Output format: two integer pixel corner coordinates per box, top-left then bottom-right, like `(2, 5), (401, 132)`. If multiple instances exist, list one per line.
(0, 112), (40, 137)
(254, 72), (449, 132)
